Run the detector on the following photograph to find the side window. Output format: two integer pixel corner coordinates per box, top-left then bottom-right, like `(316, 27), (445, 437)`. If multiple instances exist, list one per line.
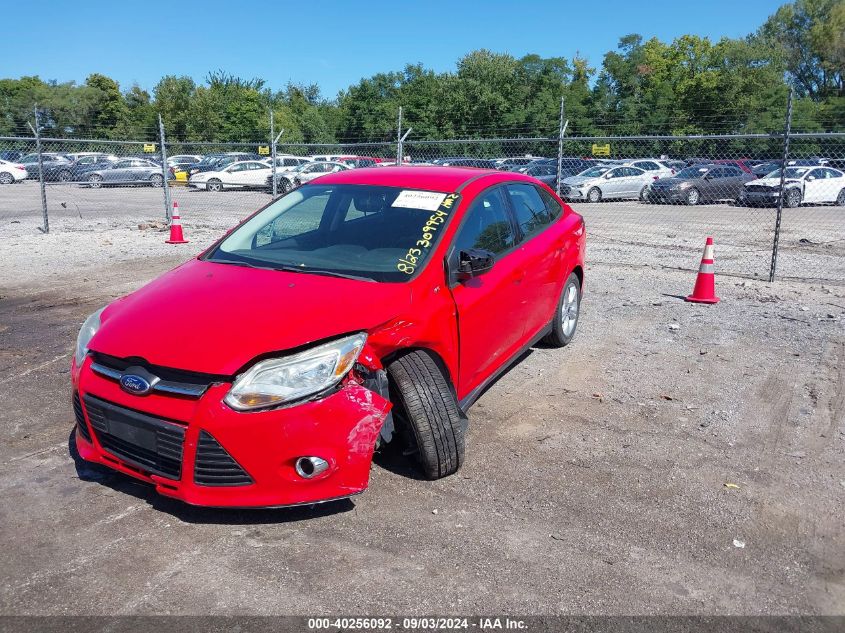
(708, 168), (725, 179)
(114, 160), (132, 169)
(453, 188), (515, 256)
(506, 184), (553, 240)
(537, 187), (563, 220)
(608, 168), (623, 178)
(808, 168), (824, 180)
(624, 167), (642, 177)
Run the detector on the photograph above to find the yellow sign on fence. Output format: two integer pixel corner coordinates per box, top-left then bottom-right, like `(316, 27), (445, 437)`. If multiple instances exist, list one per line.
(143, 143), (156, 153)
(258, 145), (270, 155)
(592, 143), (610, 156)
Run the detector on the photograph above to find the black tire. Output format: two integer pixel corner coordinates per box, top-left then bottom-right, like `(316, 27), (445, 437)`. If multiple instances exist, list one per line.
(785, 188), (801, 208)
(0, 172), (13, 185)
(58, 170), (72, 182)
(543, 271), (581, 348)
(293, 178), (302, 188)
(387, 350), (465, 479)
(639, 184), (650, 201)
(149, 173), (164, 187)
(88, 174), (103, 188)
(836, 188), (845, 206)
(587, 186), (601, 203)
(280, 178), (292, 193)
(685, 187), (700, 205)
(206, 178), (223, 192)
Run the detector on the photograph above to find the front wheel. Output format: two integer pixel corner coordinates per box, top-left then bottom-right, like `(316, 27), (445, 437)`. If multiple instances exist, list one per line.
(280, 178), (292, 193)
(586, 187), (601, 203)
(387, 350), (465, 480)
(206, 179), (223, 192)
(785, 188), (801, 208)
(88, 174), (103, 188)
(543, 272), (581, 348)
(685, 187), (700, 205)
(0, 172), (13, 185)
(58, 170), (72, 182)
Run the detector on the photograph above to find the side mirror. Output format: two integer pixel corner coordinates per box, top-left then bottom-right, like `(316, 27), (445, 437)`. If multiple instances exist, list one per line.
(458, 249), (495, 280)
(604, 173), (612, 179)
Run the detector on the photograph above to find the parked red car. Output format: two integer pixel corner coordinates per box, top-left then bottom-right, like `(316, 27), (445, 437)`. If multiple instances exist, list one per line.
(71, 166), (586, 508)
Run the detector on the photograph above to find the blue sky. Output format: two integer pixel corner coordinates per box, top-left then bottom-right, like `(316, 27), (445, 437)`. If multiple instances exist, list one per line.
(2, 0), (785, 98)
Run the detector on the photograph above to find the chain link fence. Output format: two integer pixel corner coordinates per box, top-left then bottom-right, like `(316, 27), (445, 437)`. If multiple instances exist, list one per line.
(1, 112), (843, 282)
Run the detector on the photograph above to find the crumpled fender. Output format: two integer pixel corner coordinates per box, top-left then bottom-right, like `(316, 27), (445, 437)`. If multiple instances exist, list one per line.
(356, 342), (395, 444)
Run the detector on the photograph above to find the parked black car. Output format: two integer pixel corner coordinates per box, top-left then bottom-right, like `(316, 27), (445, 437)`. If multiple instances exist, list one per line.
(18, 153), (71, 178)
(40, 154), (118, 182)
(433, 158), (498, 169)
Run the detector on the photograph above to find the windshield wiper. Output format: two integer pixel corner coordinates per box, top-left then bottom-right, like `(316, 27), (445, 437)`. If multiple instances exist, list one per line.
(275, 265), (376, 282)
(209, 259), (280, 271)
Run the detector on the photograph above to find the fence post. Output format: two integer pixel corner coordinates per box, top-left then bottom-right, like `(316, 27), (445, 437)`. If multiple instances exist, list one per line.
(769, 87), (794, 283)
(556, 96), (565, 196)
(270, 109), (278, 197)
(397, 106), (403, 164)
(30, 106), (49, 233)
(158, 114), (172, 223)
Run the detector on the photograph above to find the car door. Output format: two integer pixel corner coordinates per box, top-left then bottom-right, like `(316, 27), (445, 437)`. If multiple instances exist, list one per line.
(448, 186), (530, 395)
(503, 183), (564, 337)
(602, 168), (627, 198)
(103, 159), (132, 182)
(243, 162), (271, 186)
(802, 168), (828, 203)
(698, 167), (723, 201)
(722, 166), (747, 199)
(222, 163), (250, 187)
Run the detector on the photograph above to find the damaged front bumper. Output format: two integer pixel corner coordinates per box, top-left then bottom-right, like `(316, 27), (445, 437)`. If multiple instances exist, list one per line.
(72, 353), (392, 508)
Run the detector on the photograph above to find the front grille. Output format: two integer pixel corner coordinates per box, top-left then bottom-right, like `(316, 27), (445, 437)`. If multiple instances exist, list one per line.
(90, 352), (225, 394)
(73, 392), (91, 442)
(559, 185), (571, 195)
(745, 185), (776, 193)
(83, 394), (186, 479)
(194, 431), (253, 486)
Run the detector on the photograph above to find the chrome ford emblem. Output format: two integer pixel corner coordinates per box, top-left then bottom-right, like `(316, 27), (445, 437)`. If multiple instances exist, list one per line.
(120, 374), (152, 395)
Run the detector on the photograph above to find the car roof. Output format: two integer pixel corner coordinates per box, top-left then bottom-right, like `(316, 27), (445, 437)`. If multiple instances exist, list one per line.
(316, 165), (535, 192)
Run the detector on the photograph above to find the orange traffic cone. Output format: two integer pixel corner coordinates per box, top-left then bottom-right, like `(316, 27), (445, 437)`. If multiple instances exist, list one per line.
(165, 201), (188, 244)
(686, 236), (719, 304)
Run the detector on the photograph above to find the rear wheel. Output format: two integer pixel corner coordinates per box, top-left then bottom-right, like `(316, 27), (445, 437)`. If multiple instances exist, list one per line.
(280, 178), (292, 193)
(639, 184), (649, 201)
(0, 172), (13, 185)
(387, 350), (465, 480)
(88, 174), (103, 188)
(206, 179), (223, 192)
(58, 170), (72, 182)
(785, 188), (802, 208)
(587, 187), (601, 203)
(149, 173), (164, 187)
(543, 272), (581, 348)
(836, 188), (845, 206)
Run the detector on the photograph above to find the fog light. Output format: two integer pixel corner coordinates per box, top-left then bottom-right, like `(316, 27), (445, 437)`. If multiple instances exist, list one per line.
(295, 456), (329, 479)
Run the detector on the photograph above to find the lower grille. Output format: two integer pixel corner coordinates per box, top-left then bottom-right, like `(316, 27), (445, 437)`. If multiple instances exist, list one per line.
(194, 431), (253, 486)
(746, 185), (776, 193)
(83, 395), (186, 479)
(73, 392), (91, 442)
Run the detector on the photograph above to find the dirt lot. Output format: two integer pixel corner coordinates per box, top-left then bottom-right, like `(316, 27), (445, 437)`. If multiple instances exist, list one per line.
(0, 180), (843, 615)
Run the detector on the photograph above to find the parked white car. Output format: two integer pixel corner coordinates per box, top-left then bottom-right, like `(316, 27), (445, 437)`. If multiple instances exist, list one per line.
(262, 155), (311, 169)
(560, 165), (657, 202)
(0, 159), (28, 184)
(188, 160), (273, 192)
(739, 166), (845, 207)
(624, 159), (676, 179)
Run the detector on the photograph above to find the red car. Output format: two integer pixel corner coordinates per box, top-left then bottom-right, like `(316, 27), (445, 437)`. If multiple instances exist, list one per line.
(71, 166), (586, 508)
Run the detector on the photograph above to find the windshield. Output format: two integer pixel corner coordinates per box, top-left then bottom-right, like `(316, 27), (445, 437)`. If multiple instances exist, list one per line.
(766, 167), (810, 179)
(207, 184), (461, 282)
(577, 166), (611, 178)
(675, 166), (710, 179)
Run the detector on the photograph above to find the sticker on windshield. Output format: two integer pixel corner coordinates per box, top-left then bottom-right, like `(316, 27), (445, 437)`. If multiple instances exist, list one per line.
(392, 190), (448, 211)
(396, 193), (460, 275)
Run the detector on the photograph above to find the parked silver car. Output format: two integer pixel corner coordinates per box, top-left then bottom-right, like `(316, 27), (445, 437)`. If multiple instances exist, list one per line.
(560, 165), (656, 202)
(84, 158), (170, 188)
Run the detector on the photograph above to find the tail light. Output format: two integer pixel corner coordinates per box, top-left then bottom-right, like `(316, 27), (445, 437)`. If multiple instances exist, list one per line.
(15, 164), (25, 169)
(671, 169), (676, 175)
(652, 175), (659, 180)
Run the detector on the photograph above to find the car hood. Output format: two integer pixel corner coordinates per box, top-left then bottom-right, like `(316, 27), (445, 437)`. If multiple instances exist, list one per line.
(89, 258), (412, 375)
(561, 175), (599, 186)
(749, 177), (800, 188)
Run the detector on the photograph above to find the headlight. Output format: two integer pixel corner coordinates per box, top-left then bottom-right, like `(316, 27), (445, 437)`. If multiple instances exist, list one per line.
(75, 307), (105, 366)
(224, 333), (367, 411)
